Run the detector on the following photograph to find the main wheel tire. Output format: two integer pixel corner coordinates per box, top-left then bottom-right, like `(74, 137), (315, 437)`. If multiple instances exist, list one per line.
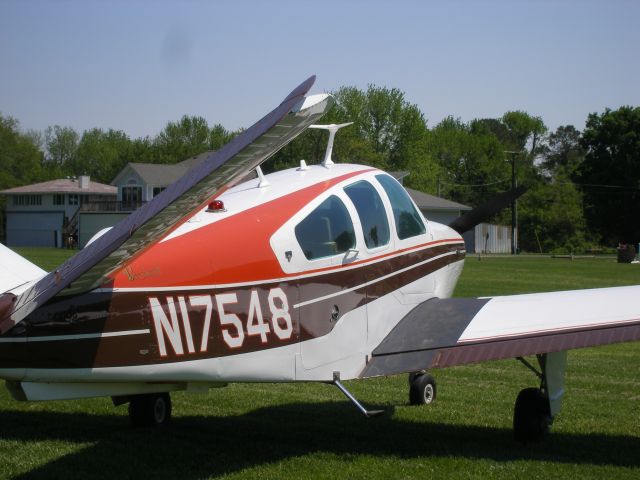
(129, 392), (172, 427)
(513, 387), (551, 443)
(409, 373), (437, 405)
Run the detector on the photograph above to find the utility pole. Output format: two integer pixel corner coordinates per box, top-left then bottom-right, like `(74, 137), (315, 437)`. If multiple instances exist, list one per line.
(504, 151), (522, 255)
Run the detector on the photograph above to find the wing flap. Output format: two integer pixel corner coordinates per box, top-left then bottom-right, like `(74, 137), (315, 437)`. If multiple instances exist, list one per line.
(361, 286), (640, 378)
(1, 77), (333, 333)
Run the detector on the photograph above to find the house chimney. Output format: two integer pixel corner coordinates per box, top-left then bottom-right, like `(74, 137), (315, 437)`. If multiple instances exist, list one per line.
(79, 175), (90, 189)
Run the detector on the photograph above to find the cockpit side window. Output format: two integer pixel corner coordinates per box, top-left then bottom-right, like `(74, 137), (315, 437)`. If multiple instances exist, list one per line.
(375, 174), (426, 240)
(295, 195), (355, 260)
(344, 180), (390, 249)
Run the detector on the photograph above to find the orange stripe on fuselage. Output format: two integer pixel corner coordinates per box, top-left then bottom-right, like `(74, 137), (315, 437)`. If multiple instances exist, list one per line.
(109, 170), (373, 289)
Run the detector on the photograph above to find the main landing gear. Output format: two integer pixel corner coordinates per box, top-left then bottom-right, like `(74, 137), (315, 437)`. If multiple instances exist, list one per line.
(513, 387), (551, 443)
(127, 392), (172, 427)
(513, 351), (567, 443)
(408, 371), (437, 405)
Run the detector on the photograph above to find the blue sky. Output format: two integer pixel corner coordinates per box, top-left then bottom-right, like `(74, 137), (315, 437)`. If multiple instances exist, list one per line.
(1, 0), (639, 139)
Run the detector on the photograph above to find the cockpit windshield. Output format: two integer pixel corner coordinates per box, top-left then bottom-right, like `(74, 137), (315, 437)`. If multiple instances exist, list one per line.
(375, 174), (426, 240)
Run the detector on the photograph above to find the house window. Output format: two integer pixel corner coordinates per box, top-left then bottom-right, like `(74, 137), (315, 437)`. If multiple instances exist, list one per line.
(12, 195), (42, 206)
(68, 194), (79, 206)
(153, 187), (166, 198)
(53, 194), (65, 205)
(122, 186), (142, 209)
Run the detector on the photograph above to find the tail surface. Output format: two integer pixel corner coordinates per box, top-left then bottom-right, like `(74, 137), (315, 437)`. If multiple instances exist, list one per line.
(0, 243), (46, 294)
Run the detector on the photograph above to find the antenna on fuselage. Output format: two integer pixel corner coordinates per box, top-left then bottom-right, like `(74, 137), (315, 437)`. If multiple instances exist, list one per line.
(308, 122), (353, 168)
(256, 165), (270, 188)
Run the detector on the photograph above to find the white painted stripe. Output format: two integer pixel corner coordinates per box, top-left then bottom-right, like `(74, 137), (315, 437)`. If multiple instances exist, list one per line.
(90, 240), (464, 294)
(457, 317), (640, 344)
(0, 329), (150, 343)
(293, 250), (458, 309)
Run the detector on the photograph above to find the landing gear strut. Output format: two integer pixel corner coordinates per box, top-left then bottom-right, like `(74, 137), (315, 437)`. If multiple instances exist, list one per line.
(331, 372), (384, 418)
(408, 371), (437, 405)
(128, 392), (172, 427)
(513, 351), (567, 443)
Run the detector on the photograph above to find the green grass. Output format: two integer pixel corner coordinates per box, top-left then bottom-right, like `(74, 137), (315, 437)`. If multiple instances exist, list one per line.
(1, 250), (639, 479)
(11, 247), (76, 271)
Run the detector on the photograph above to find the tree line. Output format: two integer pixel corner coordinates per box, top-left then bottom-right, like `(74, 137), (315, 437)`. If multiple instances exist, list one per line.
(1, 85), (639, 252)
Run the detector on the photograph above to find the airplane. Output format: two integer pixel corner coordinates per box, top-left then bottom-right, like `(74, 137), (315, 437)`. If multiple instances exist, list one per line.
(0, 75), (638, 443)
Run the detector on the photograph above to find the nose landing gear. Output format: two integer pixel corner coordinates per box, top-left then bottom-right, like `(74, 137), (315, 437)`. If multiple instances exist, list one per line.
(128, 392), (172, 427)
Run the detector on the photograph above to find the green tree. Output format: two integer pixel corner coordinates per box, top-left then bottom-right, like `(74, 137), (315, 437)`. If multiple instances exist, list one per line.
(518, 180), (586, 253)
(501, 111), (547, 156)
(500, 111), (547, 189)
(578, 106), (640, 245)
(0, 114), (44, 187)
(428, 117), (509, 207)
(209, 123), (235, 150)
(0, 114), (45, 240)
(74, 128), (135, 183)
(333, 85), (429, 171)
(267, 84), (437, 191)
(541, 125), (585, 179)
(45, 125), (79, 171)
(154, 115), (211, 163)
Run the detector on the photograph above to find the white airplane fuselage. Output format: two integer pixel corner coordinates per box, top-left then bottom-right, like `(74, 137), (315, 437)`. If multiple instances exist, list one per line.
(0, 164), (465, 401)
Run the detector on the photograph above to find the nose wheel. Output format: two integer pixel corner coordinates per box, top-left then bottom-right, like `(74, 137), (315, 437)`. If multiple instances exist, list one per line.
(128, 392), (172, 427)
(409, 372), (437, 405)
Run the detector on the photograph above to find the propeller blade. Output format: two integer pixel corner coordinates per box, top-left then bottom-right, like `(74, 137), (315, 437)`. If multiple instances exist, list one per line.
(448, 185), (528, 234)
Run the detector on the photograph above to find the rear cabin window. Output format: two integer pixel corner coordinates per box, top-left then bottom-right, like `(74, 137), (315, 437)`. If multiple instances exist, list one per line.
(295, 195), (355, 260)
(375, 174), (426, 240)
(344, 180), (390, 249)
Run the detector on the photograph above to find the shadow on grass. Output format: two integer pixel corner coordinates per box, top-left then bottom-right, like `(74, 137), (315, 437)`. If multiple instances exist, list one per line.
(2, 401), (638, 479)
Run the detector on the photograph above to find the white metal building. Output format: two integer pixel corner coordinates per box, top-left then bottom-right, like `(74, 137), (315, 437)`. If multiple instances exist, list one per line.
(469, 223), (512, 254)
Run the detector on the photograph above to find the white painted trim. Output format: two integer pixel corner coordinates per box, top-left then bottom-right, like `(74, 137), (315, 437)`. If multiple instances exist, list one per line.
(458, 316), (640, 343)
(458, 285), (640, 342)
(0, 329), (150, 343)
(293, 250), (458, 309)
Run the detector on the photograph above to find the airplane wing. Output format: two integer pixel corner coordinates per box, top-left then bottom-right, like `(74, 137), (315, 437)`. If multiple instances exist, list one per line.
(361, 286), (640, 378)
(1, 75), (333, 334)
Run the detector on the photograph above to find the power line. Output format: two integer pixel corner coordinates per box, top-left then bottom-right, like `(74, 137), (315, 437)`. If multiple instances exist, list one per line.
(557, 181), (640, 191)
(440, 178), (509, 188)
(441, 179), (640, 191)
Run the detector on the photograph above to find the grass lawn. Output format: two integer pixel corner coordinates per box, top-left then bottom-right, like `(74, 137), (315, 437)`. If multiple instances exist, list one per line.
(10, 247), (78, 272)
(1, 250), (638, 479)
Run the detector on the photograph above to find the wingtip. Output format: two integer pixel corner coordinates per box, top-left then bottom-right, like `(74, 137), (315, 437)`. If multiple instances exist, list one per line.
(282, 75), (316, 104)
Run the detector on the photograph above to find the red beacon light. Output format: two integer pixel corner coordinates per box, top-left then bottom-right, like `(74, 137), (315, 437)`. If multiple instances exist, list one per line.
(206, 200), (227, 213)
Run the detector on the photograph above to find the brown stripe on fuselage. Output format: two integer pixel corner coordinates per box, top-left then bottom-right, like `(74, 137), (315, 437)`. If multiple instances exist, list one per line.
(0, 242), (464, 369)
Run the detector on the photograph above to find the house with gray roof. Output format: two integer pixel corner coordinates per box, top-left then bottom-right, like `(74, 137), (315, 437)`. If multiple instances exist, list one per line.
(388, 171), (509, 253)
(389, 171), (472, 226)
(0, 176), (116, 248)
(110, 154), (210, 206)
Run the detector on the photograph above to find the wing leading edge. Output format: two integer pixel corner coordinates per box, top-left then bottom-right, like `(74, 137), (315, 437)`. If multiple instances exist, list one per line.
(361, 286), (640, 378)
(1, 76), (333, 334)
